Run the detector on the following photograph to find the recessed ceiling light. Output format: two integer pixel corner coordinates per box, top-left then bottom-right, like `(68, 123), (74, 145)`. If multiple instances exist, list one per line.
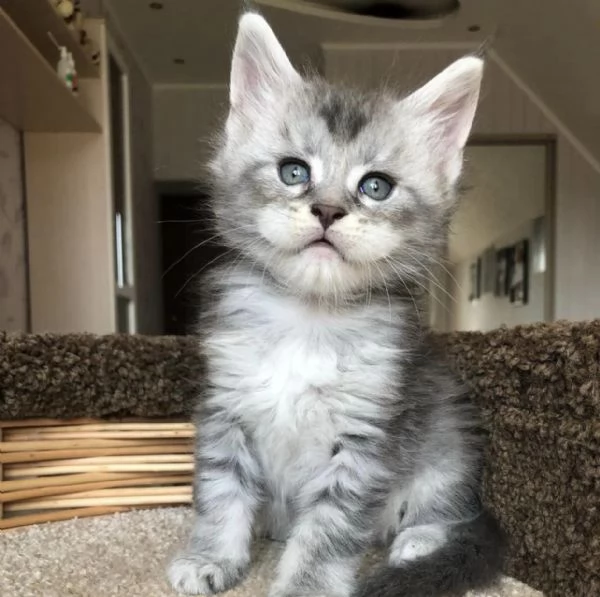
(149, 2), (163, 9)
(173, 58), (185, 65)
(468, 24), (481, 32)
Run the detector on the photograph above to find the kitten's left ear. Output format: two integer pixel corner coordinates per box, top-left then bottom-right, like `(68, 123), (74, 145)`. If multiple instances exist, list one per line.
(405, 56), (483, 183)
(230, 13), (301, 112)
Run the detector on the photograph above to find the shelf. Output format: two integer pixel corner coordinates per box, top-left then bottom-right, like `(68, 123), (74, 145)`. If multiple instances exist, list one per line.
(0, 0), (99, 78)
(0, 8), (100, 133)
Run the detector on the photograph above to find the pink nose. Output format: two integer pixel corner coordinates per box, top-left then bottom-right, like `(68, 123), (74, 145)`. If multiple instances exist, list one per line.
(310, 204), (347, 230)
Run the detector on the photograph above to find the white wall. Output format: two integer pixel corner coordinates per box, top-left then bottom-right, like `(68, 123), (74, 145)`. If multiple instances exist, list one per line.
(153, 85), (227, 182)
(452, 220), (546, 332)
(0, 117), (27, 331)
(430, 144), (548, 332)
(450, 144), (547, 262)
(24, 19), (115, 334)
(324, 45), (600, 322)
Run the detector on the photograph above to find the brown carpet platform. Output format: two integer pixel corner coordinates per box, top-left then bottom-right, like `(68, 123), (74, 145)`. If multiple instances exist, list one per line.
(1, 321), (599, 596)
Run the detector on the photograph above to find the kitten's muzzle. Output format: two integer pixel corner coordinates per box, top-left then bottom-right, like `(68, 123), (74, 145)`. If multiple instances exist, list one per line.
(310, 203), (347, 230)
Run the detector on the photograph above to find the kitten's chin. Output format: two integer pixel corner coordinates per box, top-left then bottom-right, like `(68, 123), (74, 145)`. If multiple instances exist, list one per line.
(304, 241), (339, 260)
(270, 250), (366, 299)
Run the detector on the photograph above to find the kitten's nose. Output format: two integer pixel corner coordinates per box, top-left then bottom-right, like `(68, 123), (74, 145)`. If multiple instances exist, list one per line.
(310, 204), (347, 230)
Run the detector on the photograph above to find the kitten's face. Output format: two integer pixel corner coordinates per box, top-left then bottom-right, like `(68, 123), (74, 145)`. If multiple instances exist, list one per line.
(210, 14), (482, 300)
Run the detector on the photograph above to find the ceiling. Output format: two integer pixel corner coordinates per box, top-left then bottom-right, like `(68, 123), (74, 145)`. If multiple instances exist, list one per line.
(102, 0), (495, 83)
(103, 0), (600, 163)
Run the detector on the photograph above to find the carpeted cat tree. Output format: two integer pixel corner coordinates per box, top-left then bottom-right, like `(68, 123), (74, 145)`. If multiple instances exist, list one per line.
(1, 321), (598, 597)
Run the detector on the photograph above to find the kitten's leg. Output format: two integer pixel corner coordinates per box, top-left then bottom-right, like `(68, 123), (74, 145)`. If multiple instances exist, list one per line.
(379, 485), (450, 562)
(385, 483), (485, 566)
(168, 408), (262, 595)
(383, 468), (479, 567)
(388, 522), (448, 562)
(269, 434), (390, 597)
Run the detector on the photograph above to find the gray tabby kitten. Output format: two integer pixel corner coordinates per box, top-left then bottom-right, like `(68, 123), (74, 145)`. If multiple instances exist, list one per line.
(168, 12), (504, 597)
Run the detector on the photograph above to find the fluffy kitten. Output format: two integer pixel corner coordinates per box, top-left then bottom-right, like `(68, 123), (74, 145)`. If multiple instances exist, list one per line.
(168, 12), (505, 597)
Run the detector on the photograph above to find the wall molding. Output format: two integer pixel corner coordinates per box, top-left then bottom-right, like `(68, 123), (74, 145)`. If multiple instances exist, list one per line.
(488, 48), (600, 175)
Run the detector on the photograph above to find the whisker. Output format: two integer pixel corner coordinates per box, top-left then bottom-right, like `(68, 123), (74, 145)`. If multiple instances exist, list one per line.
(405, 271), (452, 317)
(366, 262), (373, 308)
(157, 219), (208, 224)
(409, 257), (458, 307)
(373, 261), (393, 324)
(402, 246), (463, 299)
(260, 252), (275, 289)
(383, 257), (423, 329)
(390, 245), (457, 308)
(162, 223), (254, 279)
(411, 259), (458, 307)
(174, 247), (238, 298)
(428, 256), (463, 294)
(220, 241), (261, 281)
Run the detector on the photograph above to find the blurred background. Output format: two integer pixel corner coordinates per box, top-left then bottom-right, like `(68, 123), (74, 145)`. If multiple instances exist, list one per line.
(1, 0), (598, 335)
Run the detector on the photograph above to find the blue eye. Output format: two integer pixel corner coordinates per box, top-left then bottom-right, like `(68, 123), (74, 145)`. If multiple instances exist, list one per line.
(359, 174), (394, 201)
(279, 160), (310, 186)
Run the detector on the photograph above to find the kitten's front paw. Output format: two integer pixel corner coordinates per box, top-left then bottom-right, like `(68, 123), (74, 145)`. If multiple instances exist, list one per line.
(168, 553), (243, 595)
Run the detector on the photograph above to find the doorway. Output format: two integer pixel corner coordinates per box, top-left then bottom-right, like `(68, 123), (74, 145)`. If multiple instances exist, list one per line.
(428, 138), (555, 333)
(159, 184), (225, 335)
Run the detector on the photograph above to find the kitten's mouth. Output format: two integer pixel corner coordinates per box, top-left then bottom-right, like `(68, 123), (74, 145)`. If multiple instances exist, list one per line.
(309, 238), (335, 249)
(304, 237), (342, 260)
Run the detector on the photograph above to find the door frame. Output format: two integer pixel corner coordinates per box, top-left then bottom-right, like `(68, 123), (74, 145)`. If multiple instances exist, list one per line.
(107, 33), (136, 332)
(468, 135), (556, 322)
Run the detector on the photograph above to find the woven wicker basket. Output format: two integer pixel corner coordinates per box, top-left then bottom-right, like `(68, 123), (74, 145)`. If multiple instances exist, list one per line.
(0, 418), (194, 530)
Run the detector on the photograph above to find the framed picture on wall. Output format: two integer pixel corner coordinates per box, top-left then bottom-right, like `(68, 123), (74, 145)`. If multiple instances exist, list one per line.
(481, 247), (496, 295)
(509, 240), (529, 305)
(469, 258), (482, 302)
(495, 248), (511, 296)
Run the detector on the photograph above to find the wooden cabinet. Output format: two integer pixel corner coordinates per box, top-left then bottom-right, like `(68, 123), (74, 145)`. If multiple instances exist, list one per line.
(0, 5), (117, 333)
(0, 2), (100, 132)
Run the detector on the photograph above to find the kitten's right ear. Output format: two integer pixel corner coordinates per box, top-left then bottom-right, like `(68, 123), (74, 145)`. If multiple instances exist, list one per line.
(230, 13), (301, 112)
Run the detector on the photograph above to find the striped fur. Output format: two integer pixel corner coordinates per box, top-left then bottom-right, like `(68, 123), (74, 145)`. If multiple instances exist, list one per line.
(168, 12), (504, 597)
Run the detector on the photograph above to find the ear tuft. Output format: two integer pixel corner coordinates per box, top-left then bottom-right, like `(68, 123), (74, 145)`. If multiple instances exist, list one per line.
(230, 13), (300, 110)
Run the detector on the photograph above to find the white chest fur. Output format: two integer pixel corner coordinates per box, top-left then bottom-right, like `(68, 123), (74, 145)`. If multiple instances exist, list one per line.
(207, 280), (404, 500)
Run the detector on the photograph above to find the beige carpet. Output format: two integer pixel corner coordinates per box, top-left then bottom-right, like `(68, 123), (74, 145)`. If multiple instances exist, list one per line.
(0, 508), (542, 597)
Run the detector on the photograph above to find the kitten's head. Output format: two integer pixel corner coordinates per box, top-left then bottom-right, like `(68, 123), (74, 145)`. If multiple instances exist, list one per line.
(210, 13), (482, 300)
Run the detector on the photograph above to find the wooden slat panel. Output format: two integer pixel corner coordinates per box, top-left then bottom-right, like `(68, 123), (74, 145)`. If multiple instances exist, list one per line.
(0, 419), (195, 526)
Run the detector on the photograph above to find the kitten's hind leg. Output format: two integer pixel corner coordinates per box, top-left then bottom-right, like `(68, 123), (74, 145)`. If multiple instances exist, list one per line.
(360, 483), (505, 597)
(168, 409), (263, 595)
(388, 522), (448, 563)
